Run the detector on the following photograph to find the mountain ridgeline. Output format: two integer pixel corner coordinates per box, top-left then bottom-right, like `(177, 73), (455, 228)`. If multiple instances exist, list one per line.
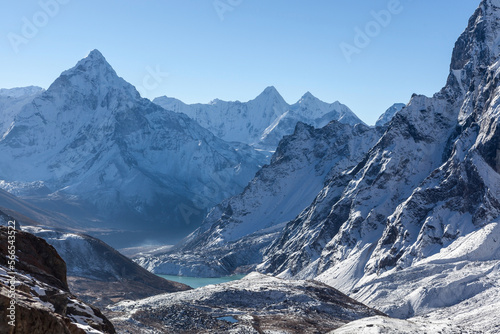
(0, 51), (369, 248)
(154, 88), (364, 150)
(260, 0), (500, 281)
(0, 50), (266, 247)
(135, 121), (382, 277)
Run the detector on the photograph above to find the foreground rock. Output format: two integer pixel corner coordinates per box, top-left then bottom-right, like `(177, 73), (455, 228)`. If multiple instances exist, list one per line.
(0, 223), (115, 334)
(0, 193), (191, 309)
(109, 272), (384, 334)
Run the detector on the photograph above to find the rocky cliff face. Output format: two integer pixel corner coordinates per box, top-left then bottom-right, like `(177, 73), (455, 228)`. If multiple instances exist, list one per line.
(254, 0), (500, 322)
(0, 222), (115, 334)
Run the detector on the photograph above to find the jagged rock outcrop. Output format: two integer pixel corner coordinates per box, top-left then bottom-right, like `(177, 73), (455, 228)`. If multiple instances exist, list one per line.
(254, 1), (500, 324)
(0, 223), (115, 334)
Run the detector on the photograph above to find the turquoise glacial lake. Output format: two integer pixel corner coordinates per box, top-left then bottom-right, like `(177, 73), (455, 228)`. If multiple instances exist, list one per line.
(157, 274), (246, 289)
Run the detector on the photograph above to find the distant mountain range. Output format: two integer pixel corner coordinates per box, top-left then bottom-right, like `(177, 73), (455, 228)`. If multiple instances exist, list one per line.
(154, 88), (364, 150)
(2, 0), (499, 332)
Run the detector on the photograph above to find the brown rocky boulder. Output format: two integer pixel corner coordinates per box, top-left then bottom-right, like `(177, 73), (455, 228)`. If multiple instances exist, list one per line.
(0, 222), (115, 334)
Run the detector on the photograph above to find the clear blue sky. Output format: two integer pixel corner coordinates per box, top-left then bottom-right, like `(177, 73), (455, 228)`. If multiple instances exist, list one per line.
(0, 0), (481, 125)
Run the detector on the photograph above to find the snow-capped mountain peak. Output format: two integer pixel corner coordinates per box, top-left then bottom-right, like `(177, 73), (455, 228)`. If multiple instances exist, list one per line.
(68, 49), (116, 77)
(248, 86), (288, 118)
(0, 50), (264, 246)
(154, 87), (364, 150)
(293, 92), (330, 116)
(86, 48), (106, 60)
(297, 91), (317, 103)
(52, 49), (134, 99)
(288, 92), (363, 126)
(445, 0), (500, 102)
(375, 103), (406, 127)
(250, 86), (287, 112)
(452, 0), (500, 69)
(259, 85), (280, 97)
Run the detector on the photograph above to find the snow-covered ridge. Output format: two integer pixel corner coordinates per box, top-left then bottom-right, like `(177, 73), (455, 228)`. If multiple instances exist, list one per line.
(330, 220), (500, 333)
(154, 87), (364, 150)
(0, 86), (43, 98)
(375, 103), (406, 127)
(0, 86), (43, 137)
